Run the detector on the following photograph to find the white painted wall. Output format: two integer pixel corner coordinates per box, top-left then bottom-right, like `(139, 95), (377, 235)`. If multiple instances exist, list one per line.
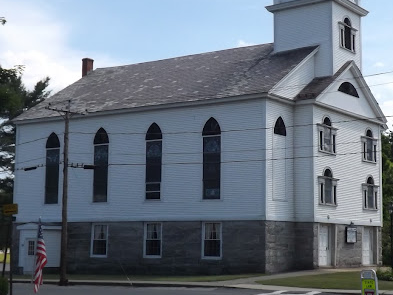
(332, 2), (362, 72)
(17, 225), (61, 271)
(14, 99), (267, 223)
(271, 53), (316, 99)
(318, 69), (375, 118)
(313, 105), (382, 226)
(266, 100), (295, 221)
(271, 0), (364, 76)
(272, 1), (333, 77)
(293, 104), (315, 221)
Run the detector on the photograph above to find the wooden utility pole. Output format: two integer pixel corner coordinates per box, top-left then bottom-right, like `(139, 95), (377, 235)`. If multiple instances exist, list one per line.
(46, 100), (84, 286)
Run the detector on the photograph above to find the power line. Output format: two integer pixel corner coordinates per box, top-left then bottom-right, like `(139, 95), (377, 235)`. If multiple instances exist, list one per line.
(14, 148), (382, 170)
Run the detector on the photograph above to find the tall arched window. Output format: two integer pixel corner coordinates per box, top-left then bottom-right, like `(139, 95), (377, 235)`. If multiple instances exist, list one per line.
(45, 133), (60, 204)
(274, 117), (286, 136)
(363, 176), (378, 210)
(318, 168), (338, 206)
(202, 118), (221, 199)
(318, 117), (337, 154)
(340, 17), (356, 52)
(94, 128), (109, 202)
(146, 123), (162, 200)
(362, 129), (377, 163)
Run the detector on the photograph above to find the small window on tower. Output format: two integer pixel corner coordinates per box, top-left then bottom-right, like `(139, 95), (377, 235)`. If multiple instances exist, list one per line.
(339, 18), (356, 52)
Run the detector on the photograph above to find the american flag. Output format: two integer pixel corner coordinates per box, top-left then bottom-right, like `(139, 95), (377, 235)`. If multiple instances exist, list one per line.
(34, 222), (47, 293)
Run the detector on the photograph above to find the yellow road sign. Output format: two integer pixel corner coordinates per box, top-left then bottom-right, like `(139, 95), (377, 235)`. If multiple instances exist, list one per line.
(3, 204), (18, 216)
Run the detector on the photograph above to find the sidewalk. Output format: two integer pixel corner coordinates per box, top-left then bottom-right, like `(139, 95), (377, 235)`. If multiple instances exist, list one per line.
(11, 267), (393, 294)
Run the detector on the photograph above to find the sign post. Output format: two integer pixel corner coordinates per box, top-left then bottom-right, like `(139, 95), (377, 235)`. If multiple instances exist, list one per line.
(361, 269), (378, 295)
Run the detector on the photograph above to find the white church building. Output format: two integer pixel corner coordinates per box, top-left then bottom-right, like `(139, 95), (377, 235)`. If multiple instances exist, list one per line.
(13, 0), (387, 274)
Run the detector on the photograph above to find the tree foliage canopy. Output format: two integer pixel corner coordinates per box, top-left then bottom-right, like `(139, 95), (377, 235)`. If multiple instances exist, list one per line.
(0, 65), (50, 204)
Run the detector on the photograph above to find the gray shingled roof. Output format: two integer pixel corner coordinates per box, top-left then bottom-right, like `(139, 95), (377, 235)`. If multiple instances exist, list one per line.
(296, 61), (352, 100)
(15, 43), (317, 122)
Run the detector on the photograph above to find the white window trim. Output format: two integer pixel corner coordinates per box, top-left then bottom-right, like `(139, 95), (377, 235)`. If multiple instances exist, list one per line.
(338, 21), (357, 53)
(143, 222), (162, 258)
(361, 136), (377, 164)
(318, 176), (339, 206)
(201, 222), (222, 260)
(317, 123), (338, 155)
(362, 183), (379, 210)
(90, 224), (108, 258)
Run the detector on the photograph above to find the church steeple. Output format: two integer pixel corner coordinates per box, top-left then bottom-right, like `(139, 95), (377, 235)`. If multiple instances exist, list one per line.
(266, 0), (368, 77)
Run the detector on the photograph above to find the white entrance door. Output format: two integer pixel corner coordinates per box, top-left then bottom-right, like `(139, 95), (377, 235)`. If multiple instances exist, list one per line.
(362, 227), (373, 265)
(319, 225), (331, 266)
(24, 239), (36, 274)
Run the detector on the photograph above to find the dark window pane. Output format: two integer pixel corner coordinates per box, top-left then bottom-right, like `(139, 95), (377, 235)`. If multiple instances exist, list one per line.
(344, 23), (352, 50)
(93, 240), (107, 255)
(367, 138), (373, 161)
(94, 128), (109, 144)
(204, 180), (220, 199)
(203, 118), (221, 136)
(45, 148), (60, 204)
(94, 145), (108, 202)
(368, 186), (374, 208)
(46, 133), (60, 148)
(146, 240), (161, 256)
(325, 179), (332, 204)
(274, 117), (286, 136)
(204, 240), (220, 257)
(338, 82), (359, 97)
(146, 192), (160, 200)
(146, 123), (162, 140)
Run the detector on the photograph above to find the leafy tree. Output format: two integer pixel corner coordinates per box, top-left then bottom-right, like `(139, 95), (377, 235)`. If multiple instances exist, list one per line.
(0, 65), (50, 203)
(381, 132), (393, 265)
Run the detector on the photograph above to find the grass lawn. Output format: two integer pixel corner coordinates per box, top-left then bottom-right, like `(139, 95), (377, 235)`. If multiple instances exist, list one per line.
(257, 271), (393, 290)
(0, 253), (10, 264)
(14, 273), (263, 282)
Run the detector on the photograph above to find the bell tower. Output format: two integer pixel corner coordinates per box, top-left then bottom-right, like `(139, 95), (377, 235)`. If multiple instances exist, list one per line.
(266, 0), (368, 77)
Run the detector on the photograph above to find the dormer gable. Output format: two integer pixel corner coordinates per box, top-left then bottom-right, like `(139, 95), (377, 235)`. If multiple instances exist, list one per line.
(315, 62), (386, 126)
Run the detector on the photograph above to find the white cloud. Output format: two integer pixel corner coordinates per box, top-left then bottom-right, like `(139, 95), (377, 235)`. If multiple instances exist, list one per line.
(236, 40), (256, 47)
(0, 0), (120, 94)
(373, 62), (385, 68)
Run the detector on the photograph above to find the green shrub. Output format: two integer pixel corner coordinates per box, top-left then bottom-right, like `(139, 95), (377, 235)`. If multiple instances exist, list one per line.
(377, 268), (393, 281)
(0, 276), (8, 295)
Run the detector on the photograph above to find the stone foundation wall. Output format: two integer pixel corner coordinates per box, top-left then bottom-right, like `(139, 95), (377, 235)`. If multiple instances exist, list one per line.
(67, 220), (266, 275)
(336, 224), (362, 267)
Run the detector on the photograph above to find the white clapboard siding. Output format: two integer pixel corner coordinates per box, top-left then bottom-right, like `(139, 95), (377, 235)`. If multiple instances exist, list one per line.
(266, 100), (295, 221)
(332, 2), (362, 73)
(313, 106), (382, 226)
(272, 1), (333, 77)
(293, 104), (315, 221)
(14, 99), (267, 223)
(318, 69), (376, 119)
(271, 53), (316, 99)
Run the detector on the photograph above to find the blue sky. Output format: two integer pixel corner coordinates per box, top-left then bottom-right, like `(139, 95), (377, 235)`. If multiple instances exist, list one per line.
(1, 0), (393, 126)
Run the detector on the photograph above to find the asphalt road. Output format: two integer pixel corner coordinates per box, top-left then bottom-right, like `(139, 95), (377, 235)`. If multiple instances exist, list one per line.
(11, 284), (346, 295)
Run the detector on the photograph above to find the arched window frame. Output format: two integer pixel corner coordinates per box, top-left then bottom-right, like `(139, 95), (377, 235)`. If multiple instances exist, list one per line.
(361, 129), (377, 163)
(362, 176), (378, 210)
(318, 168), (338, 206)
(317, 117), (337, 154)
(202, 117), (221, 200)
(45, 132), (60, 204)
(274, 116), (287, 136)
(338, 82), (359, 97)
(93, 128), (109, 202)
(339, 17), (357, 52)
(145, 123), (162, 200)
